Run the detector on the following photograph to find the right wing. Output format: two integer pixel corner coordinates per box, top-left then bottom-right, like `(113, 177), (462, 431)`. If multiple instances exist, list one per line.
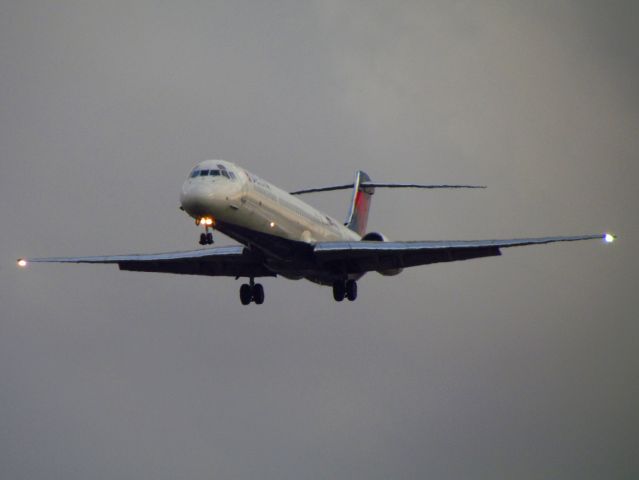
(18, 245), (275, 278)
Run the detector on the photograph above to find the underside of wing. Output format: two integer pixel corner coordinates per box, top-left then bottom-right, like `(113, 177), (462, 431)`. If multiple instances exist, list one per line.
(19, 246), (275, 278)
(313, 234), (609, 274)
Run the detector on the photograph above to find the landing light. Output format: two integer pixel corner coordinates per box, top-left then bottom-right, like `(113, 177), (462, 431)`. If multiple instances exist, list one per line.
(205, 217), (214, 226)
(604, 233), (616, 243)
(17, 259), (27, 267)
(269, 221), (275, 228)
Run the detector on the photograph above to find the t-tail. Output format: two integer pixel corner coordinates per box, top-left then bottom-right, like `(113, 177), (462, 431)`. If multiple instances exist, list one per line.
(289, 172), (487, 237)
(345, 171), (374, 236)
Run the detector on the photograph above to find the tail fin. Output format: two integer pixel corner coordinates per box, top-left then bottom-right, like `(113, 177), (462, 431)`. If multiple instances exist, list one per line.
(345, 171), (374, 236)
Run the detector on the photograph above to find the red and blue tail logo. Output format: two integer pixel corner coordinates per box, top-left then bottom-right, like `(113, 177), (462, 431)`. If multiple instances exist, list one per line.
(345, 171), (374, 236)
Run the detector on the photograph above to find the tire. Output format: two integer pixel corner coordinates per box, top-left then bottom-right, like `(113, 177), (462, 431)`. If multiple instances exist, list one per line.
(206, 232), (214, 244)
(199, 233), (206, 245)
(253, 284), (265, 304)
(332, 281), (345, 302)
(345, 280), (357, 301)
(239, 284), (252, 305)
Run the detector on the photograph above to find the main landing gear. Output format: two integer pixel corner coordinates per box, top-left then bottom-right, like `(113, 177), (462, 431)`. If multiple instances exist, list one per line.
(240, 278), (265, 305)
(332, 279), (357, 302)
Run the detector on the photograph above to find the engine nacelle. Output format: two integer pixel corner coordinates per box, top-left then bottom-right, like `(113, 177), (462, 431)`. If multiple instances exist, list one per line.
(361, 232), (403, 276)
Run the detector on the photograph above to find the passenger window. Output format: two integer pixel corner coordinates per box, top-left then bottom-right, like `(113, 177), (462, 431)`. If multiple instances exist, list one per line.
(200, 170), (210, 176)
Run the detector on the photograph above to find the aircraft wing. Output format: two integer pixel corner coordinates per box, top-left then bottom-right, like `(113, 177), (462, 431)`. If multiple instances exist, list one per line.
(18, 245), (275, 278)
(313, 234), (612, 273)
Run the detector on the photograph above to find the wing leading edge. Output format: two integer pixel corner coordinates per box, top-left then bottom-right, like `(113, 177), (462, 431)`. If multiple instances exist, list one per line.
(313, 234), (611, 273)
(18, 234), (614, 278)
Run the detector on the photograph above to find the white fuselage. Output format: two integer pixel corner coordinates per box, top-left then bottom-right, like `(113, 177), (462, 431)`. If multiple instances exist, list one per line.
(180, 160), (361, 245)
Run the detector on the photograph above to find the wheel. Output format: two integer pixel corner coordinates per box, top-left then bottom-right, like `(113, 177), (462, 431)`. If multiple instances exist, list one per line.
(206, 232), (214, 244)
(253, 283), (265, 304)
(345, 280), (357, 301)
(199, 233), (207, 245)
(239, 284), (252, 305)
(332, 281), (345, 302)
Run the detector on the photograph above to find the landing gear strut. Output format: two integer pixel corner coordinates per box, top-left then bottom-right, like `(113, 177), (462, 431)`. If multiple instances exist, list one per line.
(196, 218), (214, 245)
(240, 278), (265, 305)
(332, 280), (357, 302)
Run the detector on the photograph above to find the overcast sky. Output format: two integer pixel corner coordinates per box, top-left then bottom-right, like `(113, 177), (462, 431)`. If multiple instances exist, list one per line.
(1, 1), (637, 478)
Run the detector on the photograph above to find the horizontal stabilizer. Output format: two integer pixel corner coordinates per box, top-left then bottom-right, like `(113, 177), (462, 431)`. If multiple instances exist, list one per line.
(290, 182), (485, 195)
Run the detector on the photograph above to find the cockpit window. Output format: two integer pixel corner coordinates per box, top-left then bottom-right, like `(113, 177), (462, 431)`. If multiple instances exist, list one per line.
(190, 167), (232, 179)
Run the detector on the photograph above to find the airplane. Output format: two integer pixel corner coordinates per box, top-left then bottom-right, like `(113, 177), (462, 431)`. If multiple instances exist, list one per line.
(17, 159), (615, 305)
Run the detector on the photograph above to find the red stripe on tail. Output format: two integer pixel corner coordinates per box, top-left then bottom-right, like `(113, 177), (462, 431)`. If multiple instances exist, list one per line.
(345, 171), (374, 236)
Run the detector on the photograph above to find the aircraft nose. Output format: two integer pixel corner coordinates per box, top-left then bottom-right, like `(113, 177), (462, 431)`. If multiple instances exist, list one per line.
(180, 183), (215, 217)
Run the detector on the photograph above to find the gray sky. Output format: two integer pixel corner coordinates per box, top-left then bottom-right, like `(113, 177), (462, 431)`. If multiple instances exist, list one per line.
(1, 1), (637, 478)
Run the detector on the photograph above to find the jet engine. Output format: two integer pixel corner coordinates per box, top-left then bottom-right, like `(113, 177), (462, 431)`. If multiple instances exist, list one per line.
(360, 232), (403, 276)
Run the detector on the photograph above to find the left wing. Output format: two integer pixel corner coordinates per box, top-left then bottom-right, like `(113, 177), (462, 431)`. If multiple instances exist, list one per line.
(313, 234), (612, 273)
(18, 245), (275, 278)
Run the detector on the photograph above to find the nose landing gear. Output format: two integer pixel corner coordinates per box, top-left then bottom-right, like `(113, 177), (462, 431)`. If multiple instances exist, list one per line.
(196, 217), (215, 245)
(239, 278), (265, 305)
(199, 232), (214, 245)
